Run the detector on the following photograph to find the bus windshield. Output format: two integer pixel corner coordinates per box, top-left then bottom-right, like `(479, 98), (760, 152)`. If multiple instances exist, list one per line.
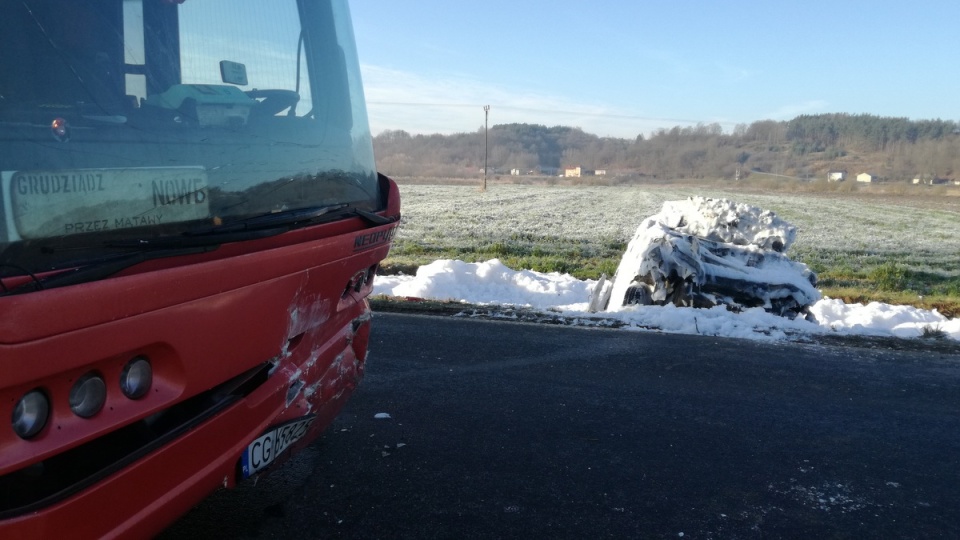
(0, 0), (378, 281)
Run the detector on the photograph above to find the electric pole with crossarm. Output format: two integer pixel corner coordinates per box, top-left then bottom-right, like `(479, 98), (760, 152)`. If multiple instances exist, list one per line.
(483, 105), (490, 191)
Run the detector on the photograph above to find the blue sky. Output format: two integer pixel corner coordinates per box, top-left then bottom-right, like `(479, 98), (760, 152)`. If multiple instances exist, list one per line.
(349, 1), (958, 139)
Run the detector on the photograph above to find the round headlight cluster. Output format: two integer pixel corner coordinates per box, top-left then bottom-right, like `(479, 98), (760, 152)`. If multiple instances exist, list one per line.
(11, 356), (154, 440)
(120, 357), (153, 399)
(69, 373), (107, 418)
(12, 389), (50, 439)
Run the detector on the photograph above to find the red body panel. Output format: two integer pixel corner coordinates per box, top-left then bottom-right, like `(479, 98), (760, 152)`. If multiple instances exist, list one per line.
(0, 178), (401, 538)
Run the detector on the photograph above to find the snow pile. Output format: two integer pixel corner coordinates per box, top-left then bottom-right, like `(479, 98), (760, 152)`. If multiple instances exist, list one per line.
(373, 259), (960, 342)
(373, 259), (594, 311)
(655, 197), (797, 250)
(601, 197), (819, 318)
(808, 298), (957, 339)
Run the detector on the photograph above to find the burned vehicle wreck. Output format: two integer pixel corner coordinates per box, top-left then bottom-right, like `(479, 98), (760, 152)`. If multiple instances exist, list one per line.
(593, 197), (820, 319)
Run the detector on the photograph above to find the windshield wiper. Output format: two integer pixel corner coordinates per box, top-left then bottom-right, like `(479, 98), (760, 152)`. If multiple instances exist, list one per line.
(352, 207), (398, 226)
(188, 204), (351, 236)
(106, 204), (352, 250)
(104, 204), (398, 251)
(0, 205), (394, 294)
(105, 227), (285, 249)
(0, 246), (216, 296)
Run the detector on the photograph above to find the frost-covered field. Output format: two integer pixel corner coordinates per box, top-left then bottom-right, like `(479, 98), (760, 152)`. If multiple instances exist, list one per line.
(393, 184), (960, 277)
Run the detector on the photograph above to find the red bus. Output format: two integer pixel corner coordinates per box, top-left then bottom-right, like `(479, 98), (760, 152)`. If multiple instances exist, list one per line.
(0, 1), (400, 537)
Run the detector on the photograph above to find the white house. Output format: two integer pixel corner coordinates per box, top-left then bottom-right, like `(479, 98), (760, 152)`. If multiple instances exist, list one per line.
(828, 171), (846, 182)
(856, 172), (876, 183)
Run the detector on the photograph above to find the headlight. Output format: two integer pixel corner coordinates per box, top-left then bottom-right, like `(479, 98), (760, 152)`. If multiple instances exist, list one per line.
(120, 357), (152, 399)
(12, 389), (49, 439)
(70, 373), (107, 418)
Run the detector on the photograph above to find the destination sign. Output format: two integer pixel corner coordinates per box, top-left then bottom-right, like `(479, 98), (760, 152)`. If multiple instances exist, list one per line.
(5, 167), (210, 239)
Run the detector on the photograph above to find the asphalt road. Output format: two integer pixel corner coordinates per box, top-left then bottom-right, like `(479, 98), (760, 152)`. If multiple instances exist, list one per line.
(164, 312), (960, 539)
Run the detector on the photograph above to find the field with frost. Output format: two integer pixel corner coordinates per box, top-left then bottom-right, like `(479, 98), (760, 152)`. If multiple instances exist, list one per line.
(384, 184), (960, 312)
(392, 184), (954, 267)
(386, 183), (960, 309)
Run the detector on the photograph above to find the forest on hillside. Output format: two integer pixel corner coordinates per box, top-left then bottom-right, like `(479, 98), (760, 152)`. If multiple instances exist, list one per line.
(372, 114), (960, 182)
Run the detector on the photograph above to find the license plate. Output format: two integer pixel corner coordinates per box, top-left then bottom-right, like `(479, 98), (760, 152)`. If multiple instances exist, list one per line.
(241, 415), (315, 478)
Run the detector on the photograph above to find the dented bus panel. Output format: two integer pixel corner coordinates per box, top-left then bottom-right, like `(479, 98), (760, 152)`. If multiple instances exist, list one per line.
(0, 1), (399, 537)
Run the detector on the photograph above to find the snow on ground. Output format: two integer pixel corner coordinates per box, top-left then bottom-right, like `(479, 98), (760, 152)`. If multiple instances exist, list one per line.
(374, 259), (960, 342)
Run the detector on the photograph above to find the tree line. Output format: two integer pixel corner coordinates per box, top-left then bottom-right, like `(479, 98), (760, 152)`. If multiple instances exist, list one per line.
(372, 114), (960, 182)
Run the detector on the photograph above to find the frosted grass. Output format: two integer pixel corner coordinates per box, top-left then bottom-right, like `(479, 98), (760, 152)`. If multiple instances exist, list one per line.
(393, 184), (960, 276)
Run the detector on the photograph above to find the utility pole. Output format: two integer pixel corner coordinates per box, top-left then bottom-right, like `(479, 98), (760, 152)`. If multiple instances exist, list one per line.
(483, 105), (490, 191)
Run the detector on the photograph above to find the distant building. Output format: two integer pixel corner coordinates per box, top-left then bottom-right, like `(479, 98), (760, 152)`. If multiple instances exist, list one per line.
(595, 169), (607, 176)
(510, 168), (521, 176)
(912, 175), (951, 185)
(856, 172), (877, 183)
(827, 170), (846, 182)
(564, 166), (598, 177)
